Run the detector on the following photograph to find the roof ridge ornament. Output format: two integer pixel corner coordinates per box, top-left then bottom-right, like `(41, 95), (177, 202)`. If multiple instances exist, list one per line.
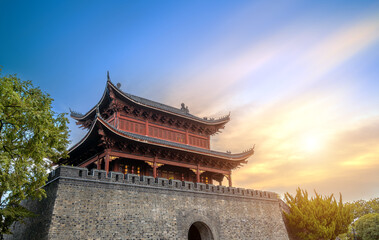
(69, 108), (84, 118)
(96, 105), (100, 116)
(107, 71), (111, 82)
(180, 103), (189, 114)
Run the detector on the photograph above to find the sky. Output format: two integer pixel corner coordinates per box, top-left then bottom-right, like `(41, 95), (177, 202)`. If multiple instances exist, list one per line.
(1, 0), (378, 202)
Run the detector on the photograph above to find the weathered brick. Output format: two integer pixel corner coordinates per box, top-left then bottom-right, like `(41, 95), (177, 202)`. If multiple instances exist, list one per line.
(6, 166), (290, 240)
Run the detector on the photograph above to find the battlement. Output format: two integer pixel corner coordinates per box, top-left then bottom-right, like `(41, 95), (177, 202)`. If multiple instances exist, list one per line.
(48, 166), (278, 201)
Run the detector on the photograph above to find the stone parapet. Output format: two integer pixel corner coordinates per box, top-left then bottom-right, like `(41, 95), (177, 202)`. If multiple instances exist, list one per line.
(49, 166), (278, 201)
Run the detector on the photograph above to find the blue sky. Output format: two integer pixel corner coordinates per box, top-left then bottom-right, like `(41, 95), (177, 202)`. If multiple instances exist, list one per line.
(1, 0), (378, 201)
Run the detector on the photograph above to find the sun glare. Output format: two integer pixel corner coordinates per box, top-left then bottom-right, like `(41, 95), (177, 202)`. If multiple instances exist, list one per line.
(303, 136), (322, 152)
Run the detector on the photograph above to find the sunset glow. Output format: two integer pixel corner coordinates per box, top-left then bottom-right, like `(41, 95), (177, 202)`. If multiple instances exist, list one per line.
(1, 0), (378, 201)
(302, 135), (322, 153)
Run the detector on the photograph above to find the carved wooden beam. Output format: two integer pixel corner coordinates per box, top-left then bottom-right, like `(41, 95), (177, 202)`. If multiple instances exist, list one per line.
(159, 115), (166, 123)
(133, 108), (141, 117)
(142, 111), (150, 119)
(168, 118), (174, 125)
(152, 113), (159, 121)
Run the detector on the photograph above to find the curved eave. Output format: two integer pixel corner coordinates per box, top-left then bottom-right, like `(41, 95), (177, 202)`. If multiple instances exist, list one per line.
(97, 116), (253, 162)
(107, 80), (230, 126)
(69, 82), (109, 121)
(70, 80), (230, 126)
(67, 116), (100, 154)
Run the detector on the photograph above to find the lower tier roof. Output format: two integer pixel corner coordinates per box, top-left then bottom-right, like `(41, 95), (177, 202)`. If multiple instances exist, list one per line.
(61, 114), (254, 168)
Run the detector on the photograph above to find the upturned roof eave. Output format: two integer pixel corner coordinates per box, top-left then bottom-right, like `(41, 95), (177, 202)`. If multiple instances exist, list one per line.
(110, 81), (231, 125)
(70, 79), (231, 126)
(69, 82), (109, 121)
(67, 115), (100, 154)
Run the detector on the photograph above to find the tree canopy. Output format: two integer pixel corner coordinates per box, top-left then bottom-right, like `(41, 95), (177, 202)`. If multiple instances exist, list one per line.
(339, 198), (379, 240)
(346, 198), (379, 219)
(284, 188), (352, 240)
(355, 213), (379, 240)
(0, 71), (69, 238)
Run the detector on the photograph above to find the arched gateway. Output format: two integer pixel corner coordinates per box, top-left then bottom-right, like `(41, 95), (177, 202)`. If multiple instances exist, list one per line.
(188, 222), (214, 240)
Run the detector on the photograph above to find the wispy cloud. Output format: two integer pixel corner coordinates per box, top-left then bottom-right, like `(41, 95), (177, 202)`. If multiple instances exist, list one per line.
(160, 13), (379, 201)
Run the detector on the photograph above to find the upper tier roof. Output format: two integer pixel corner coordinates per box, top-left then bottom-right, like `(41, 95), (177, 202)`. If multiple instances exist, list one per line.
(70, 79), (230, 126)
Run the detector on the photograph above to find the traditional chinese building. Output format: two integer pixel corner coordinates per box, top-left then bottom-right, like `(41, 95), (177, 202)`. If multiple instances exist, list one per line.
(60, 73), (254, 187)
(8, 74), (291, 240)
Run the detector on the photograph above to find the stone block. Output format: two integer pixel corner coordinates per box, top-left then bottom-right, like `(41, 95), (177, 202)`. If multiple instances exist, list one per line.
(109, 171), (124, 182)
(169, 179), (182, 189)
(156, 177), (169, 187)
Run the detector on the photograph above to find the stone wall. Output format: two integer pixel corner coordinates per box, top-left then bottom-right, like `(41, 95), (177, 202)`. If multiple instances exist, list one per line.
(7, 166), (290, 240)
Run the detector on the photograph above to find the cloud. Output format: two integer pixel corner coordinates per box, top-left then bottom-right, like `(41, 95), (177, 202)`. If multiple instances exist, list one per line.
(161, 14), (379, 201)
(231, 114), (379, 201)
(306, 16), (379, 78)
(66, 10), (379, 201)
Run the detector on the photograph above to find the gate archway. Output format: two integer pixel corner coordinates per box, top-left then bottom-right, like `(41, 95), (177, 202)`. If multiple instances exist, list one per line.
(188, 221), (214, 240)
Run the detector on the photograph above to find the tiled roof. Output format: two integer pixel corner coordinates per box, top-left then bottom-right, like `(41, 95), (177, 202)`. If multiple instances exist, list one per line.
(70, 80), (230, 126)
(119, 90), (230, 124)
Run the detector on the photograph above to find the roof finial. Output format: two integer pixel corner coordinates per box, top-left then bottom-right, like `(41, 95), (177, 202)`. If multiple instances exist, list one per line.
(107, 71), (110, 82)
(180, 103), (189, 114)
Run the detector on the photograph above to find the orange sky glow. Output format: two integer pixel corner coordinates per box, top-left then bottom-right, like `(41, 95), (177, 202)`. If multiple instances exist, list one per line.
(154, 15), (379, 202)
(2, 1), (378, 202)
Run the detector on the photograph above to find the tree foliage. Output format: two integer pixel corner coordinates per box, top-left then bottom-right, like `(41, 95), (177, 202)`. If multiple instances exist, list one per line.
(339, 198), (379, 240)
(284, 188), (352, 240)
(355, 213), (379, 240)
(0, 70), (69, 238)
(346, 198), (379, 219)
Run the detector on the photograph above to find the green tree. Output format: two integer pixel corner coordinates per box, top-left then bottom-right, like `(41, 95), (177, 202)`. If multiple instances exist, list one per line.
(340, 198), (379, 240)
(355, 213), (379, 240)
(284, 188), (352, 240)
(0, 70), (69, 239)
(347, 198), (379, 219)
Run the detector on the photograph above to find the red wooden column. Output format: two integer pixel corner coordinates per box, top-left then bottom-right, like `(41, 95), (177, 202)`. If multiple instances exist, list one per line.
(196, 163), (200, 183)
(228, 173), (232, 187)
(185, 130), (189, 145)
(153, 157), (157, 178)
(97, 156), (101, 170)
(104, 150), (110, 174)
(114, 159), (120, 172)
(145, 120), (149, 136)
(116, 112), (120, 128)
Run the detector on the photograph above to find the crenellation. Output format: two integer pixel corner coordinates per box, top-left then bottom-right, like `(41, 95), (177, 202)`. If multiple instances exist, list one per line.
(237, 188), (244, 195)
(89, 169), (107, 180)
(156, 177), (169, 187)
(255, 190), (260, 197)
(217, 185), (227, 194)
(194, 182), (206, 191)
(7, 165), (290, 240)
(122, 173), (131, 183)
(169, 179), (182, 189)
(127, 173), (140, 184)
(182, 181), (194, 190)
(137, 175), (148, 185)
(47, 166), (280, 201)
(206, 184), (216, 192)
(143, 176), (156, 186)
(109, 171), (124, 182)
